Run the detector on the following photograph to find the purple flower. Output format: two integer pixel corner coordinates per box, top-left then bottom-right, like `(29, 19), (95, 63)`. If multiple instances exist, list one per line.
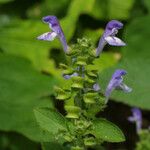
(93, 83), (100, 91)
(105, 69), (132, 102)
(96, 20), (126, 56)
(63, 72), (78, 80)
(128, 108), (142, 133)
(37, 15), (68, 53)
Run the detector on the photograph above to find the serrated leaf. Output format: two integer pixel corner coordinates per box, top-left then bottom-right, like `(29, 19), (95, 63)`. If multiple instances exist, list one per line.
(91, 119), (125, 142)
(34, 107), (67, 134)
(0, 54), (56, 142)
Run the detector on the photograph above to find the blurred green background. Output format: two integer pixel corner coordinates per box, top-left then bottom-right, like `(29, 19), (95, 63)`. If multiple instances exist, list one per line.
(0, 0), (150, 149)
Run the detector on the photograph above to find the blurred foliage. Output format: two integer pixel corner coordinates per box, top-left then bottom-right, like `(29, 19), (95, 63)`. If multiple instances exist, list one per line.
(90, 0), (135, 19)
(0, 0), (150, 149)
(42, 142), (69, 150)
(0, 132), (38, 150)
(136, 130), (150, 150)
(0, 53), (56, 141)
(0, 0), (14, 4)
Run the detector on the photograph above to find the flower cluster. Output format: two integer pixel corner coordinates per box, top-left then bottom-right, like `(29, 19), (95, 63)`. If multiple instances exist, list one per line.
(37, 16), (132, 103)
(37, 15), (132, 150)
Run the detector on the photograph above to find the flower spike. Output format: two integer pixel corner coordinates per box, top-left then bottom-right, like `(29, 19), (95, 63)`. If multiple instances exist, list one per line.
(96, 20), (126, 56)
(105, 69), (132, 103)
(37, 15), (68, 53)
(128, 108), (142, 133)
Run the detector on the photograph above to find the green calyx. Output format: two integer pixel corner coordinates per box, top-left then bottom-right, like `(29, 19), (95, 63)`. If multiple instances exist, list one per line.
(83, 92), (99, 104)
(84, 137), (97, 146)
(65, 105), (81, 119)
(54, 86), (71, 100)
(85, 75), (95, 84)
(71, 76), (84, 89)
(76, 56), (87, 66)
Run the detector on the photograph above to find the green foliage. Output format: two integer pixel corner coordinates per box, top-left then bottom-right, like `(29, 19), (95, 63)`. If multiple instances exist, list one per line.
(27, 0), (70, 18)
(91, 52), (118, 72)
(0, 0), (13, 4)
(0, 132), (38, 150)
(91, 119), (125, 142)
(144, 0), (150, 11)
(0, 20), (61, 77)
(34, 108), (68, 136)
(60, 0), (95, 41)
(0, 53), (56, 142)
(90, 0), (135, 19)
(42, 142), (68, 150)
(99, 15), (150, 109)
(136, 130), (150, 150)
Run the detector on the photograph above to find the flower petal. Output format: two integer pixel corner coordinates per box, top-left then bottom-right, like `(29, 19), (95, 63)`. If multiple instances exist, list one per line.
(37, 32), (57, 41)
(119, 83), (132, 93)
(93, 83), (100, 91)
(96, 37), (107, 56)
(59, 35), (68, 52)
(128, 108), (142, 133)
(38, 16), (68, 53)
(128, 116), (136, 122)
(105, 69), (131, 103)
(104, 36), (126, 46)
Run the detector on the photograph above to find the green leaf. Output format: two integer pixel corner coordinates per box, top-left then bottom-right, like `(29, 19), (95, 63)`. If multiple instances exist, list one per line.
(0, 0), (13, 4)
(90, 0), (135, 19)
(42, 142), (69, 150)
(91, 119), (125, 142)
(34, 107), (68, 134)
(99, 15), (150, 109)
(0, 54), (56, 142)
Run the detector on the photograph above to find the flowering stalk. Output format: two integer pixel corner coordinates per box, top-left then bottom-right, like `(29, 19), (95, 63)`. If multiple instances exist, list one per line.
(37, 16), (132, 150)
